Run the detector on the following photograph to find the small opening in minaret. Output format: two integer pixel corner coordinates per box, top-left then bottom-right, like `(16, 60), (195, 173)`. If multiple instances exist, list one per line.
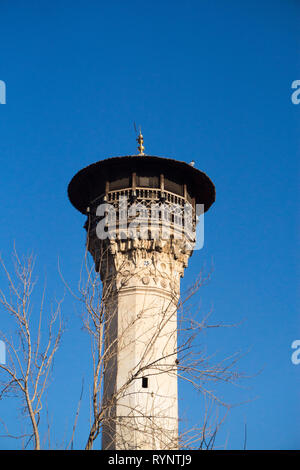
(142, 377), (148, 388)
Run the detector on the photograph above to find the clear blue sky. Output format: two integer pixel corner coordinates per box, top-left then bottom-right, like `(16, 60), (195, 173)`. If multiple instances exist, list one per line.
(0, 0), (299, 450)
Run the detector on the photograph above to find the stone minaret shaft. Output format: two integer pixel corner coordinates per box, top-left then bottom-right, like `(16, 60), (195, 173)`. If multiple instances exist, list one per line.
(68, 141), (215, 450)
(89, 235), (191, 449)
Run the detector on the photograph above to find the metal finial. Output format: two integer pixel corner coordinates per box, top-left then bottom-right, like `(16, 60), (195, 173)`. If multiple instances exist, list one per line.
(137, 129), (145, 155)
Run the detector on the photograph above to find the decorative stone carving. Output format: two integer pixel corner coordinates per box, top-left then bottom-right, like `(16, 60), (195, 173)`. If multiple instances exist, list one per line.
(87, 234), (191, 298)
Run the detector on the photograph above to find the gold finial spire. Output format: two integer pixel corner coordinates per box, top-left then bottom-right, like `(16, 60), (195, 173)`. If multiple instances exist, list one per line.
(136, 128), (145, 155)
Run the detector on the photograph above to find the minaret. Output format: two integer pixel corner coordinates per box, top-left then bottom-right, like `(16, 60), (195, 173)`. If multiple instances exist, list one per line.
(68, 132), (215, 450)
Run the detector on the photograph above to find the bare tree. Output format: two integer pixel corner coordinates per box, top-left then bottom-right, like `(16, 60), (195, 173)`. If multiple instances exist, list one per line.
(0, 246), (243, 450)
(0, 248), (64, 449)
